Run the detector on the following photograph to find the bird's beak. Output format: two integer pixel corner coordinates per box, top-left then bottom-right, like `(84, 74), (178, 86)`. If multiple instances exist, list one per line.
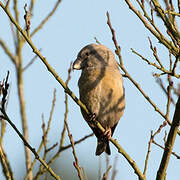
(73, 58), (82, 70)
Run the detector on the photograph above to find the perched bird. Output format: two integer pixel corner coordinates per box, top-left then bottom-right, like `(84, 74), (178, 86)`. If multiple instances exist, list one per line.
(73, 44), (125, 155)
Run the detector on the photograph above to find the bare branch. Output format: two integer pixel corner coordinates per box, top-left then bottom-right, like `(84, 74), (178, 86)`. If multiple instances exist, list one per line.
(106, 11), (177, 131)
(94, 37), (101, 44)
(143, 119), (167, 176)
(65, 118), (83, 180)
(151, 0), (180, 45)
(13, 0), (20, 44)
(0, 72), (14, 179)
(24, 3), (32, 37)
(0, 1), (89, 115)
(152, 140), (180, 159)
(64, 63), (83, 180)
(165, 75), (173, 118)
(148, 37), (164, 68)
(178, 0), (180, 13)
(172, 55), (180, 75)
(31, 0), (62, 37)
(156, 97), (180, 179)
(124, 0), (178, 56)
(0, 38), (16, 65)
(23, 51), (39, 71)
(0, 4), (159, 180)
(0, 112), (61, 180)
(5, 0), (10, 9)
(111, 156), (118, 180)
(143, 131), (152, 176)
(102, 166), (112, 180)
(155, 77), (175, 105)
(0, 73), (61, 180)
(29, 0), (35, 14)
(32, 89), (57, 180)
(0, 145), (14, 180)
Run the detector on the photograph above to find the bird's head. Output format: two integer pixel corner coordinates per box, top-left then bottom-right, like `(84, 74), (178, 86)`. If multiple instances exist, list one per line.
(73, 44), (118, 70)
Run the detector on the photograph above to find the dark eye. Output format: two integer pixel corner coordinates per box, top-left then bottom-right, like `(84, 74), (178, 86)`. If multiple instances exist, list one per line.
(85, 52), (89, 56)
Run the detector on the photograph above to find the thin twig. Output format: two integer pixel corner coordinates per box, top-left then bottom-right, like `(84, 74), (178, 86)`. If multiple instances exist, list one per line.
(152, 140), (180, 159)
(111, 156), (118, 180)
(23, 49), (41, 71)
(5, 0), (10, 9)
(0, 145), (14, 180)
(29, 0), (35, 14)
(46, 143), (58, 153)
(151, 0), (180, 45)
(124, 0), (178, 56)
(59, 133), (94, 152)
(102, 166), (112, 180)
(82, 167), (88, 180)
(107, 11), (177, 133)
(64, 63), (83, 180)
(98, 157), (102, 180)
(155, 77), (175, 105)
(172, 55), (180, 75)
(94, 37), (101, 45)
(105, 154), (110, 176)
(143, 119), (167, 176)
(0, 73), (14, 179)
(30, 0), (62, 37)
(24, 3), (32, 37)
(0, 112), (61, 180)
(42, 114), (48, 154)
(165, 75), (173, 118)
(46, 89), (57, 137)
(143, 131), (152, 175)
(131, 48), (175, 76)
(58, 62), (73, 150)
(148, 37), (164, 68)
(65, 119), (83, 180)
(33, 89), (57, 180)
(13, 0), (20, 44)
(0, 38), (16, 64)
(0, 72), (61, 180)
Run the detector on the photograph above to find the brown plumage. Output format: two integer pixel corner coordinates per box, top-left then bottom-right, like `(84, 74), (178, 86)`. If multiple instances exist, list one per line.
(73, 44), (125, 155)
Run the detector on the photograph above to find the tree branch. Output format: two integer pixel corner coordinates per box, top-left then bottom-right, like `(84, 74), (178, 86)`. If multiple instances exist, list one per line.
(0, 3), (145, 180)
(106, 11), (178, 132)
(156, 96), (180, 180)
(124, 0), (178, 56)
(0, 74), (61, 180)
(30, 0), (62, 37)
(0, 38), (16, 65)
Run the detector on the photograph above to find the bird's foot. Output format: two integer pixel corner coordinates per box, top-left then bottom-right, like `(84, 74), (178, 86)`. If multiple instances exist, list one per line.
(88, 113), (96, 121)
(104, 128), (112, 140)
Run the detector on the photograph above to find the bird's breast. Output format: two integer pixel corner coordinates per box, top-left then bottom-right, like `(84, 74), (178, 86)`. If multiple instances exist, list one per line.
(78, 67), (125, 128)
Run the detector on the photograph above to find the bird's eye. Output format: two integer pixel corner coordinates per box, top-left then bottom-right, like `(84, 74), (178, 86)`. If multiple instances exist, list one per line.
(85, 52), (89, 56)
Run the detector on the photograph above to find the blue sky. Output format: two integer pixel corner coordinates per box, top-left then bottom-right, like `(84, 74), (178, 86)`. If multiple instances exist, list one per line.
(0, 0), (180, 179)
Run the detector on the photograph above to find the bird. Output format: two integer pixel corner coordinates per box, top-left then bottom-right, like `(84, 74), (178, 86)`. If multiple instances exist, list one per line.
(73, 43), (125, 155)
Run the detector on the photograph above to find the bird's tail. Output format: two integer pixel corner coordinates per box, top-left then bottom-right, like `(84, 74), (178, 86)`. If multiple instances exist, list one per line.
(96, 139), (111, 156)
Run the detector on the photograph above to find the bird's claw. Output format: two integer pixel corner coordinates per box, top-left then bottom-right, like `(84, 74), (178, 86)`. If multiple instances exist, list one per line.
(104, 128), (112, 140)
(88, 113), (96, 121)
